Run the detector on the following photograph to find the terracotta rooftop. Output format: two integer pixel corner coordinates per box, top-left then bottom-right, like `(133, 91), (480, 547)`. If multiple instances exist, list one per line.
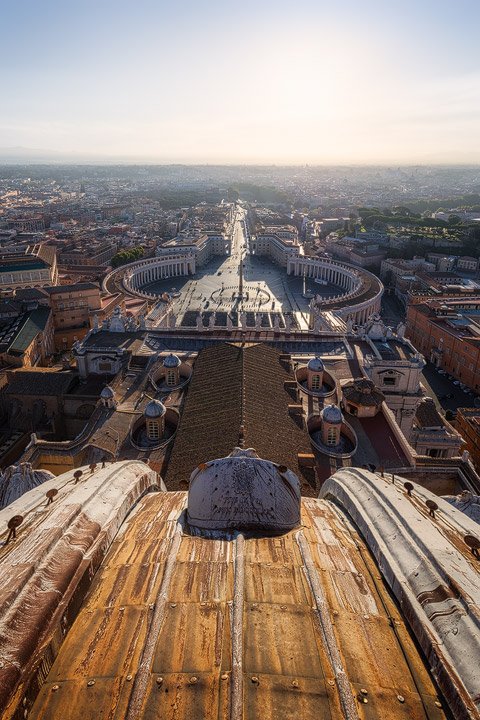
(3, 369), (78, 396)
(342, 378), (385, 407)
(415, 398), (446, 428)
(44, 281), (99, 294)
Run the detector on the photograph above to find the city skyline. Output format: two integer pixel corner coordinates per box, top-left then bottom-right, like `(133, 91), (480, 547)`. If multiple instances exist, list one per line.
(2, 0), (480, 164)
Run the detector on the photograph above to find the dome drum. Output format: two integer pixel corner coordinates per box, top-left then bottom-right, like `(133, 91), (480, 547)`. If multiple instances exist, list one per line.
(307, 410), (358, 459)
(295, 360), (336, 398)
(149, 357), (192, 393)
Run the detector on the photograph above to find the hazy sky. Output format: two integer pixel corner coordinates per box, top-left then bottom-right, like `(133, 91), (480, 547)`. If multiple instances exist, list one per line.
(2, 0), (480, 163)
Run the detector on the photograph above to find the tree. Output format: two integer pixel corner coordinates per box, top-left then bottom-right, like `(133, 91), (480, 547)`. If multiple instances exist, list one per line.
(111, 246), (144, 268)
(448, 215), (462, 226)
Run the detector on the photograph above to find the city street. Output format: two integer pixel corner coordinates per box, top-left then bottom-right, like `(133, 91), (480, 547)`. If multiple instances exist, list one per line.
(421, 361), (478, 414)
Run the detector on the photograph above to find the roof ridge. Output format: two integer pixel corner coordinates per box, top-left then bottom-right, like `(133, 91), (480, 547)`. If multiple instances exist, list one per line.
(239, 344), (246, 447)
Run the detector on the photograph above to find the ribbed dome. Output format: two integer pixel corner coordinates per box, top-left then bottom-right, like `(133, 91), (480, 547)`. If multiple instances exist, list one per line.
(144, 399), (166, 418)
(0, 464), (55, 509)
(188, 448), (301, 532)
(307, 356), (324, 372)
(163, 353), (181, 368)
(321, 404), (343, 424)
(100, 385), (115, 399)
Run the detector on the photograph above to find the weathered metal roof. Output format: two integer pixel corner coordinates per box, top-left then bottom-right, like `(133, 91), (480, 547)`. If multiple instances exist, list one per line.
(321, 468), (480, 719)
(0, 461), (162, 717)
(2, 465), (453, 720)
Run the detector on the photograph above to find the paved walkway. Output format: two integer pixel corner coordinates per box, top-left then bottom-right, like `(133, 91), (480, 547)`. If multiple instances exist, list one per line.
(143, 209), (340, 331)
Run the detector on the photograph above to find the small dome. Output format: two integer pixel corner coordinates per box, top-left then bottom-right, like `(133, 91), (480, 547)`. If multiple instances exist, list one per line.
(100, 385), (115, 399)
(163, 353), (181, 368)
(321, 404), (343, 424)
(144, 399), (166, 418)
(188, 448), (301, 532)
(307, 356), (324, 372)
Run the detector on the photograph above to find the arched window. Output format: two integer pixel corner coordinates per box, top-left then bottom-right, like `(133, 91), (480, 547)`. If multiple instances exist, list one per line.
(166, 369), (176, 386)
(327, 426), (337, 446)
(312, 374), (321, 390)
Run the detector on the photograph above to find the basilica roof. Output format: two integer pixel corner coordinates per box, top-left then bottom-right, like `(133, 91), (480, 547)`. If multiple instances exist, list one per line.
(164, 343), (314, 492)
(0, 460), (478, 719)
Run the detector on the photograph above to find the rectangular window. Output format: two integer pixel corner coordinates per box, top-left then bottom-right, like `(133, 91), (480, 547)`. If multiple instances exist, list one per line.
(383, 377), (397, 386)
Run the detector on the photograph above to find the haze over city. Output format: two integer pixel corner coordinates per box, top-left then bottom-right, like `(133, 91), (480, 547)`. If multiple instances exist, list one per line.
(2, 0), (480, 164)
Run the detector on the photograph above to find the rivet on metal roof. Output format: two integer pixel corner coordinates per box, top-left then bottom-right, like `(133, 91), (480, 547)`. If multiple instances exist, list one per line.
(170, 603), (177, 608)
(221, 674), (228, 681)
(426, 499), (438, 518)
(360, 688), (368, 695)
(46, 488), (58, 505)
(6, 515), (24, 544)
(435, 701), (442, 708)
(156, 677), (163, 686)
(404, 481), (414, 496)
(464, 534), (480, 559)
(52, 685), (59, 692)
(251, 676), (259, 684)
(358, 695), (368, 704)
(189, 676), (198, 684)
(87, 679), (95, 687)
(292, 680), (299, 688)
(397, 695), (405, 703)
(126, 675), (132, 681)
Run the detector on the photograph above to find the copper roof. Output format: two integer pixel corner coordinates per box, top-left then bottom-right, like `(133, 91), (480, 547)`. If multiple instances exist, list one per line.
(6, 483), (447, 720)
(2, 461), (479, 719)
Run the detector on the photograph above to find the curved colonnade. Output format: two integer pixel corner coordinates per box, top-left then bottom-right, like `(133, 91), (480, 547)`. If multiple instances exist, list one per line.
(103, 253), (383, 324)
(288, 255), (383, 324)
(103, 252), (195, 299)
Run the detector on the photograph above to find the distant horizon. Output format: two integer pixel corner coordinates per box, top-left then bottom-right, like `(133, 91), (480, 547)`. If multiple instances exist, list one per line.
(2, 146), (480, 169)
